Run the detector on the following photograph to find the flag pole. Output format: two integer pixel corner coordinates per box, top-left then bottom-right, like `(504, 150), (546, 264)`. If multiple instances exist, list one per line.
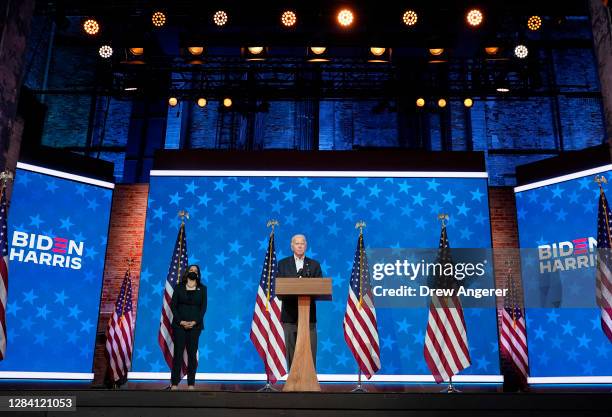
(437, 214), (461, 394)
(351, 221), (368, 393)
(258, 219), (280, 393)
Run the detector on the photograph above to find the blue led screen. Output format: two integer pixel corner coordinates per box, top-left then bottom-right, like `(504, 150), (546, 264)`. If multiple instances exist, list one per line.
(0, 167), (113, 374)
(516, 170), (612, 377)
(133, 173), (500, 378)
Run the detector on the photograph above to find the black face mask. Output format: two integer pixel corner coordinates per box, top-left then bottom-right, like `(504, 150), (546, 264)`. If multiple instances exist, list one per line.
(186, 272), (198, 282)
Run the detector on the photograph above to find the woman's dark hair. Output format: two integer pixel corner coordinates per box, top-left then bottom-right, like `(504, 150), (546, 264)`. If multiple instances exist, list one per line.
(182, 264), (201, 286)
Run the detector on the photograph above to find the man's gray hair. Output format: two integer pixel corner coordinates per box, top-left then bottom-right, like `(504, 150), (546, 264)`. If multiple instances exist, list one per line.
(291, 234), (307, 244)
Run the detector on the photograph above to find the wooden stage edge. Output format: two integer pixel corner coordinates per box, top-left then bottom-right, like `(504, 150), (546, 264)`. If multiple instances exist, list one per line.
(0, 387), (611, 417)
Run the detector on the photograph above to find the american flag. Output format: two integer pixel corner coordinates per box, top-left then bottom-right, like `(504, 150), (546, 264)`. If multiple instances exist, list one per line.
(158, 222), (190, 376)
(499, 270), (529, 385)
(249, 232), (287, 383)
(423, 225), (471, 383)
(105, 269), (135, 382)
(343, 231), (381, 379)
(0, 191), (8, 360)
(596, 185), (612, 343)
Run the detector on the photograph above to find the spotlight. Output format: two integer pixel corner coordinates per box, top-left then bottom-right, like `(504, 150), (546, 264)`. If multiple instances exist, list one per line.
(370, 47), (386, 56)
(527, 15), (542, 31)
(337, 9), (354, 27)
(429, 48), (444, 56)
(281, 10), (297, 27)
(168, 97), (178, 107)
(152, 11), (166, 27)
(310, 46), (326, 55)
(514, 44), (528, 59)
(223, 98), (232, 107)
(83, 19), (100, 35)
(98, 45), (113, 58)
(484, 46), (499, 55)
(416, 98), (425, 107)
(213, 10), (228, 26)
(464, 98), (473, 108)
(402, 10), (418, 26)
(188, 46), (204, 56)
(248, 46), (264, 55)
(129, 47), (144, 56)
(437, 98), (447, 108)
(496, 87), (510, 93)
(197, 98), (207, 108)
(466, 9), (483, 27)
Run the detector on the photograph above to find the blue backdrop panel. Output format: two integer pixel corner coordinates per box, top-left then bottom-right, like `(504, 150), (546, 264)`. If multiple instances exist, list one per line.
(133, 173), (500, 377)
(0, 166), (113, 374)
(516, 169), (612, 377)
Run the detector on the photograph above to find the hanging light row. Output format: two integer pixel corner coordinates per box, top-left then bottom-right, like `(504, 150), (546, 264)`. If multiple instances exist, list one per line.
(416, 98), (474, 109)
(83, 9), (544, 33)
(167, 97), (233, 108)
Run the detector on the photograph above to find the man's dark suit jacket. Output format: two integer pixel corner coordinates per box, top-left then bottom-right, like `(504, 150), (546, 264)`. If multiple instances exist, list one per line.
(277, 256), (322, 323)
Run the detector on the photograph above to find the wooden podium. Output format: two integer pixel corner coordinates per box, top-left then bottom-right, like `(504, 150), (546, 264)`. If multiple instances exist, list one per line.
(276, 278), (332, 392)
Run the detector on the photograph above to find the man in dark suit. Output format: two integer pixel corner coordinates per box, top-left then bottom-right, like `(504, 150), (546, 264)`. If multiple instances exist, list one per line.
(277, 234), (323, 369)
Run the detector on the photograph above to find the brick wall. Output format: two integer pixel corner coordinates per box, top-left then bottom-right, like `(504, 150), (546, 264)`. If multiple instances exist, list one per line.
(92, 184), (149, 385)
(488, 186), (525, 390)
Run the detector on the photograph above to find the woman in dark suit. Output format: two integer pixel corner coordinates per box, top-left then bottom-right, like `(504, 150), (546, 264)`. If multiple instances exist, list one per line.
(169, 264), (207, 390)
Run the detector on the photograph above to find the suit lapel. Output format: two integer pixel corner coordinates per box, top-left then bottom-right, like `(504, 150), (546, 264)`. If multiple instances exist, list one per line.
(288, 257), (297, 277)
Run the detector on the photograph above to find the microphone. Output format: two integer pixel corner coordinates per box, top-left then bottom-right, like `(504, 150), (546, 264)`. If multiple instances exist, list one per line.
(296, 268), (304, 278)
(305, 261), (311, 277)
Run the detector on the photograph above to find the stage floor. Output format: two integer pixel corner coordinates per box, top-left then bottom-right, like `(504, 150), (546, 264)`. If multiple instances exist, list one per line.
(0, 385), (611, 417)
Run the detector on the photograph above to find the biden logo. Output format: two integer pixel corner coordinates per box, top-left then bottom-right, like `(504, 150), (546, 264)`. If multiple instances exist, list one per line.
(10, 231), (83, 270)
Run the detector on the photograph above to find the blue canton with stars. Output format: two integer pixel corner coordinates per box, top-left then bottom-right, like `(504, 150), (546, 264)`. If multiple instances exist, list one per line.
(0, 168), (112, 373)
(516, 171), (612, 377)
(133, 174), (499, 377)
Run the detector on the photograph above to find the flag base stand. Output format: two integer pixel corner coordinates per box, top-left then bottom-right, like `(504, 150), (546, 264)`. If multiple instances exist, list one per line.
(350, 371), (367, 393)
(257, 382), (279, 392)
(441, 379), (461, 393)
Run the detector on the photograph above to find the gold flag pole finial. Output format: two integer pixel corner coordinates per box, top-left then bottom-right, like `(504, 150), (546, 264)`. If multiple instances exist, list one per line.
(178, 210), (190, 224)
(438, 213), (449, 228)
(355, 220), (366, 235)
(264, 219), (279, 312)
(595, 175), (607, 192)
(0, 170), (13, 188)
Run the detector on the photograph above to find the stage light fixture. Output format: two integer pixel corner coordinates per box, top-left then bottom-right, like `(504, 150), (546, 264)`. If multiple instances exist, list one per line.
(466, 9), (483, 27)
(527, 15), (542, 31)
(484, 46), (499, 55)
(188, 46), (204, 56)
(337, 9), (354, 27)
(168, 97), (178, 107)
(223, 98), (233, 107)
(83, 19), (100, 35)
(129, 47), (144, 56)
(98, 45), (113, 58)
(152, 11), (166, 27)
(437, 98), (447, 108)
(281, 10), (297, 27)
(514, 44), (528, 59)
(197, 98), (207, 108)
(429, 48), (444, 56)
(213, 10), (228, 26)
(310, 47), (326, 55)
(496, 87), (510, 93)
(464, 98), (473, 108)
(416, 98), (425, 107)
(370, 47), (386, 56)
(402, 10), (418, 26)
(124, 87), (137, 91)
(248, 47), (264, 55)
